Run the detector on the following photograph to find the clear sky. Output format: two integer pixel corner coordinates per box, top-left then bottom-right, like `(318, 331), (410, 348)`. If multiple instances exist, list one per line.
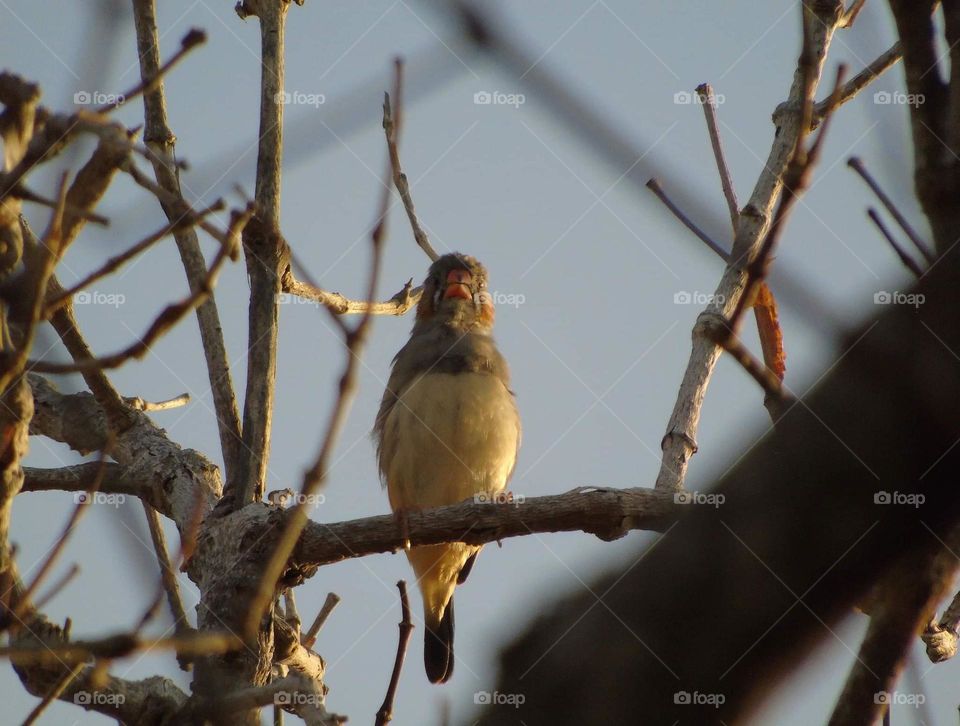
(1, 1), (949, 724)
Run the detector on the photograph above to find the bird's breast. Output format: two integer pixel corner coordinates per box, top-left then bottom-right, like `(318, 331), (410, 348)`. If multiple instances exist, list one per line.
(383, 372), (519, 511)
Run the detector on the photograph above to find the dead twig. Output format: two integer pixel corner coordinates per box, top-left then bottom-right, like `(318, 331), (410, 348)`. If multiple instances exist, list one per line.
(26, 203), (253, 374)
(696, 83), (739, 230)
(645, 179), (729, 261)
(866, 208), (924, 277)
(302, 593), (341, 649)
(375, 581), (413, 726)
(96, 29), (207, 114)
(848, 156), (935, 264)
(383, 59), (439, 262)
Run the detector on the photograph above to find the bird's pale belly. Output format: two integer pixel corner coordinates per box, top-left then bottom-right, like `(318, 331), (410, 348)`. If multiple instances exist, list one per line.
(384, 371), (519, 511)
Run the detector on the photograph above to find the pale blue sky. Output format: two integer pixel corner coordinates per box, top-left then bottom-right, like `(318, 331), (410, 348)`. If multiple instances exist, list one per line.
(1, 1), (947, 724)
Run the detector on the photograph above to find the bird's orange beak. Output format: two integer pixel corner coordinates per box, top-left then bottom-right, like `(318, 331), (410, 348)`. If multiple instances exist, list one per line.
(443, 269), (473, 300)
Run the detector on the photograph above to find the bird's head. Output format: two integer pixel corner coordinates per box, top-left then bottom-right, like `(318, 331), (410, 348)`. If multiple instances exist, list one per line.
(416, 252), (495, 329)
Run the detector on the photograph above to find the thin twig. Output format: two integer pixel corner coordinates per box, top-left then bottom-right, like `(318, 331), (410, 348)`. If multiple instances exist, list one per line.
(282, 268), (421, 317)
(302, 593), (341, 649)
(848, 156), (935, 264)
(866, 208), (924, 277)
(841, 0), (868, 28)
(704, 326), (793, 420)
(26, 203), (253, 374)
(32, 563), (80, 612)
(45, 201), (224, 316)
(645, 179), (729, 261)
(124, 392), (191, 412)
(696, 83), (739, 230)
(142, 503), (189, 632)
(7, 183), (110, 226)
(96, 29), (207, 114)
(383, 59), (439, 262)
(812, 42), (901, 126)
(375, 581), (413, 726)
(20, 662), (85, 726)
(12, 443), (112, 623)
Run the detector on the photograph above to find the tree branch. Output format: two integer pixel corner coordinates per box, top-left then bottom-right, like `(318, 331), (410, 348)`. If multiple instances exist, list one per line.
(132, 1), (243, 484)
(655, 1), (846, 492)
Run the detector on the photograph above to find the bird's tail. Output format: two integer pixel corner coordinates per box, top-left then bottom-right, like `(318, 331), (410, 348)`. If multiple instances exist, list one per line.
(424, 596), (455, 684)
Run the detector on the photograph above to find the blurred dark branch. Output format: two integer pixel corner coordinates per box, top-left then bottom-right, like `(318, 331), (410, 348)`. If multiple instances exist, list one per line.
(848, 156), (935, 264)
(866, 208), (924, 277)
(829, 537), (960, 726)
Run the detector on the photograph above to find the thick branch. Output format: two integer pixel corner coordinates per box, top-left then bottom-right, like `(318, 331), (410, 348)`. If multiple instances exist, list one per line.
(27, 374), (220, 533)
(294, 487), (678, 568)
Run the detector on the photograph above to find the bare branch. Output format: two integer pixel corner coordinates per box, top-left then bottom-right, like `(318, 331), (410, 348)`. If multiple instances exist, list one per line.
(224, 0), (300, 512)
(866, 208), (924, 277)
(26, 203), (252, 375)
(848, 156), (935, 264)
(696, 83), (739, 229)
(45, 200), (225, 317)
(97, 28), (207, 114)
(841, 0), (868, 28)
(655, 1), (847, 492)
(281, 269), (421, 317)
(302, 593), (341, 649)
(375, 581), (413, 726)
(244, 60), (400, 640)
(132, 0), (243, 483)
(27, 374), (221, 533)
(383, 60), (439, 262)
(829, 541), (959, 726)
(645, 178), (729, 261)
(12, 448), (111, 623)
(20, 663), (84, 726)
(294, 487), (678, 568)
(142, 502), (190, 668)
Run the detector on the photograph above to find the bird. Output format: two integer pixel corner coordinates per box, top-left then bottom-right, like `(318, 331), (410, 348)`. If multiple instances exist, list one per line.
(374, 252), (521, 684)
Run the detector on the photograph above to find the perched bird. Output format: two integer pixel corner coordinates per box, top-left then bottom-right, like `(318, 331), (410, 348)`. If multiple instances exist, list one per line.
(374, 253), (521, 684)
